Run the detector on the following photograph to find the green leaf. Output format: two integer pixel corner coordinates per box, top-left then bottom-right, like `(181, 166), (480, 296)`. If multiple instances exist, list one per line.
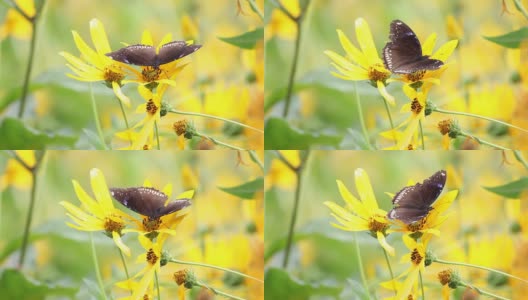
(218, 27), (263, 49)
(264, 117), (342, 149)
(218, 177), (263, 199)
(0, 269), (78, 300)
(265, 268), (341, 299)
(483, 27), (528, 48)
(483, 177), (528, 198)
(0, 83), (47, 112)
(264, 69), (379, 112)
(0, 118), (77, 149)
(82, 129), (108, 150)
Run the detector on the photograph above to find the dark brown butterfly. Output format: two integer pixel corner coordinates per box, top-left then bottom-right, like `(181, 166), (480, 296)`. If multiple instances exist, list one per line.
(106, 41), (201, 68)
(382, 20), (443, 74)
(387, 170), (446, 224)
(110, 187), (191, 219)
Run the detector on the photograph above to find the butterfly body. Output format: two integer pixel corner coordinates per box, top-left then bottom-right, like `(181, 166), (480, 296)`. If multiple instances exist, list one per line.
(387, 170), (446, 224)
(383, 20), (443, 74)
(110, 187), (191, 219)
(106, 41), (201, 68)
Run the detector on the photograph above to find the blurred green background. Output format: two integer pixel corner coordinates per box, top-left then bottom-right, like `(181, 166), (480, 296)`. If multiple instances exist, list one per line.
(265, 150), (527, 299)
(0, 150), (263, 299)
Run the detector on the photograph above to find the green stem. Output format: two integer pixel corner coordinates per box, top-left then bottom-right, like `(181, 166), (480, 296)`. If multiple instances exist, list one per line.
(194, 132), (246, 151)
(118, 98), (132, 146)
(155, 270), (161, 300)
(354, 82), (373, 149)
(382, 248), (396, 296)
(18, 151), (46, 268)
(459, 281), (510, 300)
(17, 19), (38, 118)
(154, 121), (161, 150)
(514, 0), (528, 20)
(419, 119), (425, 150)
(118, 248), (131, 295)
(168, 258), (263, 283)
(419, 270), (425, 300)
(248, 150), (264, 172)
(90, 233), (108, 300)
(459, 131), (510, 150)
(382, 97), (396, 145)
(433, 107), (528, 134)
(514, 150), (528, 169)
(434, 258), (528, 285)
(90, 83), (108, 149)
(168, 109), (263, 133)
(195, 281), (246, 300)
(355, 232), (371, 299)
(245, 0), (264, 20)
(282, 151), (310, 268)
(282, 20), (303, 118)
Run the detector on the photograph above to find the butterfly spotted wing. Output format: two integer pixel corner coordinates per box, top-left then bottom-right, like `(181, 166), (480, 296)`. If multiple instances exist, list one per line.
(106, 45), (157, 66)
(157, 41), (201, 65)
(382, 20), (443, 74)
(387, 170), (446, 224)
(106, 41), (201, 68)
(110, 187), (191, 219)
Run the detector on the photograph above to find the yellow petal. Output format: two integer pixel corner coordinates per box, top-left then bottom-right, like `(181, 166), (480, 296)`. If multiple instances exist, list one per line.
(376, 231), (395, 256)
(112, 81), (131, 107)
(141, 30), (154, 46)
(377, 81), (395, 106)
(89, 18), (111, 55)
(431, 40), (459, 61)
(176, 189), (195, 199)
(335, 180), (369, 218)
(354, 168), (378, 211)
(355, 18), (380, 66)
(90, 168), (114, 211)
(421, 33), (437, 56)
(336, 29), (368, 68)
(112, 231), (131, 257)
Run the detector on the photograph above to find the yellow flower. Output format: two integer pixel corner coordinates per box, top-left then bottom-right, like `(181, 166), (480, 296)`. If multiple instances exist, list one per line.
(265, 0), (299, 40)
(118, 30), (192, 87)
(128, 234), (168, 299)
(390, 189), (458, 238)
(119, 179), (194, 237)
(324, 168), (395, 256)
(59, 168), (132, 256)
(395, 234), (431, 299)
(59, 18), (130, 106)
(0, 150), (35, 189)
(265, 150), (299, 190)
(390, 34), (458, 87)
(0, 0), (34, 40)
(181, 15), (199, 41)
(324, 18), (394, 105)
(128, 84), (169, 150)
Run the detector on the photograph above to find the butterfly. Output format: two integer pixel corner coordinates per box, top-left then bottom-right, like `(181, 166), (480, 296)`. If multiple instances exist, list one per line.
(387, 170), (446, 224)
(109, 187), (191, 220)
(382, 20), (443, 74)
(106, 41), (201, 68)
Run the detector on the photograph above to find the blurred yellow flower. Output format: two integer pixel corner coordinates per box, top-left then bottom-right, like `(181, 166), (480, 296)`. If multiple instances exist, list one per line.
(324, 168), (394, 256)
(0, 150), (35, 189)
(181, 15), (199, 41)
(265, 0), (299, 40)
(324, 19), (394, 105)
(266, 150), (299, 189)
(0, 0), (34, 40)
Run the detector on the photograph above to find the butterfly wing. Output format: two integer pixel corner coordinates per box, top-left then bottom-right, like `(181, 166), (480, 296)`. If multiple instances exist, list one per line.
(110, 187), (168, 218)
(383, 20), (443, 74)
(106, 44), (157, 66)
(388, 170), (446, 224)
(157, 41), (201, 65)
(154, 198), (192, 219)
